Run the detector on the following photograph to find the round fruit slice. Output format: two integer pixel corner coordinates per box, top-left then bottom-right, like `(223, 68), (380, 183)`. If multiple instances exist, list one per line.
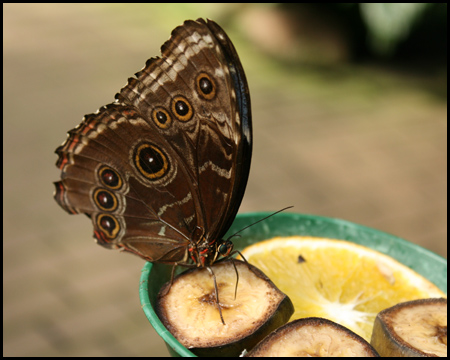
(156, 259), (294, 357)
(371, 298), (447, 357)
(239, 236), (445, 341)
(246, 317), (380, 357)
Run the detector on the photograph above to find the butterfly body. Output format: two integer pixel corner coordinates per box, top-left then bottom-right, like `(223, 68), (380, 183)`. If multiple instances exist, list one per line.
(54, 19), (252, 268)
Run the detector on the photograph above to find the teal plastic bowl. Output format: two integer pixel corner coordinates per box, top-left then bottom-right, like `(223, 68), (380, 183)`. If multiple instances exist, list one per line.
(139, 212), (447, 357)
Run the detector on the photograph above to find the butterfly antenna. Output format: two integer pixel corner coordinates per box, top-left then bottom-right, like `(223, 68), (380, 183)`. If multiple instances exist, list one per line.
(226, 206), (293, 241)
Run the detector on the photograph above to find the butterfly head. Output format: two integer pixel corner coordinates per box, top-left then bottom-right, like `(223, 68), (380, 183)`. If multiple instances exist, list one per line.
(189, 238), (234, 267)
(218, 240), (234, 258)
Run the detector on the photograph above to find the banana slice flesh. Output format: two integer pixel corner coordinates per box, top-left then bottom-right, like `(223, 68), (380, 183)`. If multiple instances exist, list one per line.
(156, 259), (294, 357)
(371, 298), (447, 357)
(246, 317), (379, 357)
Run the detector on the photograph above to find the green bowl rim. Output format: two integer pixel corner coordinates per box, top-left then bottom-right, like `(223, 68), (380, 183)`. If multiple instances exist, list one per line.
(139, 211), (447, 357)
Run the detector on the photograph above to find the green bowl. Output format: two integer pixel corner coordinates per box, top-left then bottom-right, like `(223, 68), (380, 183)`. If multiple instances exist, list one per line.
(139, 212), (447, 357)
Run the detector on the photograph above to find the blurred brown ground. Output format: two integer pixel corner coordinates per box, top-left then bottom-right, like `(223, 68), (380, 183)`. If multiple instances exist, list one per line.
(3, 4), (446, 357)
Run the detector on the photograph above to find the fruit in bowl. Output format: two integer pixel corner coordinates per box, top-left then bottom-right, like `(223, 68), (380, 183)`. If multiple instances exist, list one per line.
(140, 213), (447, 357)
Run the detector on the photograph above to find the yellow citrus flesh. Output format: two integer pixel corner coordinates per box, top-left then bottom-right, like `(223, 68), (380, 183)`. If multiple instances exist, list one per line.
(239, 236), (445, 341)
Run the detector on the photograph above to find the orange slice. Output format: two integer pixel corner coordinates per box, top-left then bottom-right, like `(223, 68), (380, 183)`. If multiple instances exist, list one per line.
(239, 236), (445, 341)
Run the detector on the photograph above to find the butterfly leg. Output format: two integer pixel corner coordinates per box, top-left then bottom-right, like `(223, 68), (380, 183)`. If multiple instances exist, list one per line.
(160, 263), (178, 297)
(206, 266), (226, 325)
(230, 258), (239, 300)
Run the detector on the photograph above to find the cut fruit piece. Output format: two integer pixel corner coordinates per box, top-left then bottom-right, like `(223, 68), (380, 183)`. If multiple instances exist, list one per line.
(156, 259), (294, 357)
(371, 298), (447, 357)
(246, 317), (379, 357)
(239, 236), (445, 341)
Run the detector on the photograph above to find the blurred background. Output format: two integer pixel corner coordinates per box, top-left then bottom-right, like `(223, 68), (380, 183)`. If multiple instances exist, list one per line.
(4, 3), (446, 356)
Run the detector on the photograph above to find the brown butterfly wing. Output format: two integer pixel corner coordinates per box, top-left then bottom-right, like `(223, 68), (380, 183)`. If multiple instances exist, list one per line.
(55, 104), (192, 263)
(54, 19), (251, 265)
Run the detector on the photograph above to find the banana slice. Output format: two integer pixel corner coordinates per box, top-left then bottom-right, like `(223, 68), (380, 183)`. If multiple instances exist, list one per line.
(156, 259), (294, 357)
(370, 298), (447, 357)
(246, 317), (380, 357)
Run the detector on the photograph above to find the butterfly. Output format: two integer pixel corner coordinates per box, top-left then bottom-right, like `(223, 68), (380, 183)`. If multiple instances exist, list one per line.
(54, 19), (252, 322)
